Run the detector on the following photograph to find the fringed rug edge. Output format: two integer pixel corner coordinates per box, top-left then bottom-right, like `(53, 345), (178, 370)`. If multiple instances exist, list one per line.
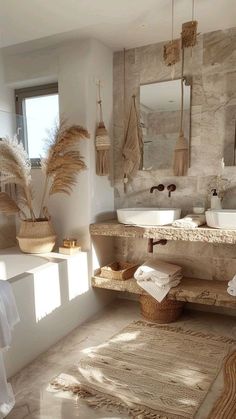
(51, 376), (184, 419)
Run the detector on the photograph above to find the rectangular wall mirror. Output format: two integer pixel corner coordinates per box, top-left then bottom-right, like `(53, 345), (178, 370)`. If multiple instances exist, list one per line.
(140, 79), (191, 171)
(223, 105), (236, 166)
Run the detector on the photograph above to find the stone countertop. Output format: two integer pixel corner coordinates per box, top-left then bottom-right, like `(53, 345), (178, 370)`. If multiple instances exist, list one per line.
(92, 275), (236, 309)
(90, 220), (236, 244)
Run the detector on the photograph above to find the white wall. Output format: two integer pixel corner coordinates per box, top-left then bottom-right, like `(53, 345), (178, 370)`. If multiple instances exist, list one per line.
(1, 39), (115, 375)
(0, 50), (16, 247)
(3, 39), (114, 245)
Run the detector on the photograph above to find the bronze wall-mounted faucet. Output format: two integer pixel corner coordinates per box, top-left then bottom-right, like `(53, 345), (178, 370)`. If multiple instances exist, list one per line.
(167, 184), (176, 197)
(150, 184), (165, 193)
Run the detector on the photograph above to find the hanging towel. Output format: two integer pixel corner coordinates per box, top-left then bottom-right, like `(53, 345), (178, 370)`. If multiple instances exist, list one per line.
(0, 280), (19, 418)
(134, 259), (182, 302)
(122, 95), (143, 184)
(0, 281), (19, 349)
(0, 352), (15, 419)
(227, 275), (236, 297)
(172, 214), (206, 228)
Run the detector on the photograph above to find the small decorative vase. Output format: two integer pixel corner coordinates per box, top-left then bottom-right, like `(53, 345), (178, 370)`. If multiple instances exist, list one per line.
(16, 218), (56, 254)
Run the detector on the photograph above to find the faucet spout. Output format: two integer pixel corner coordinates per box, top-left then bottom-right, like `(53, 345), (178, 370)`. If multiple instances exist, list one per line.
(150, 184), (165, 193)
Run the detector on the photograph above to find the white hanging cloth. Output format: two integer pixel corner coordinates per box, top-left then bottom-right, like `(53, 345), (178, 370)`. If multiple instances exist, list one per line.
(0, 280), (20, 418)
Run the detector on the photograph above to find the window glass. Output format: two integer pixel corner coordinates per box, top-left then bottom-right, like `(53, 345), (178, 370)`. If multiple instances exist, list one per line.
(24, 94), (59, 160)
(15, 84), (59, 166)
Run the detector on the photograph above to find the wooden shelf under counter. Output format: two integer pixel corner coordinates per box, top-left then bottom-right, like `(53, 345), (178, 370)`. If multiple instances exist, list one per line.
(92, 274), (236, 309)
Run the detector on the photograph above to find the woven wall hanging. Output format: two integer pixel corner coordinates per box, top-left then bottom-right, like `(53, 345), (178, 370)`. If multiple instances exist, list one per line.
(95, 81), (110, 176)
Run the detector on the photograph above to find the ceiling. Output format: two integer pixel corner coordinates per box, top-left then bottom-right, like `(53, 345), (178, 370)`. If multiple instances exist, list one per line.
(0, 0), (236, 52)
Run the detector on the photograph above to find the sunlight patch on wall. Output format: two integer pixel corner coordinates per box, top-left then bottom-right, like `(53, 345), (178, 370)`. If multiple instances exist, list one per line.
(92, 244), (100, 271)
(33, 263), (61, 322)
(67, 252), (89, 301)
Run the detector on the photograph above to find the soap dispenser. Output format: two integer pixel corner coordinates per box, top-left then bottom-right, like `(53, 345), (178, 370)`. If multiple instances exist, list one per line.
(211, 189), (222, 210)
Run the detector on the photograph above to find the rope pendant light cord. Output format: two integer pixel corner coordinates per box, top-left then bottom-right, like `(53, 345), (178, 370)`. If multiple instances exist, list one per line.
(180, 48), (184, 132)
(171, 0), (174, 42)
(192, 0), (195, 21)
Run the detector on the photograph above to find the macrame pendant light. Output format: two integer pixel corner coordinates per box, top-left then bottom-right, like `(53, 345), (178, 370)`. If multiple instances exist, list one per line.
(181, 0), (198, 48)
(95, 81), (110, 176)
(173, 49), (188, 176)
(163, 0), (180, 73)
(182, 20), (198, 48)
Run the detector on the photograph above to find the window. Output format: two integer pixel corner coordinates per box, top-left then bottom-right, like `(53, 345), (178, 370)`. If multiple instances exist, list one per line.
(15, 83), (59, 167)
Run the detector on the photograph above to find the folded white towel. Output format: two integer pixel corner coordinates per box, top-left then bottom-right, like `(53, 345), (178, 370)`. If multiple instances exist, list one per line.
(138, 277), (181, 302)
(134, 259), (182, 281)
(227, 287), (236, 297)
(134, 259), (182, 302)
(172, 214), (206, 228)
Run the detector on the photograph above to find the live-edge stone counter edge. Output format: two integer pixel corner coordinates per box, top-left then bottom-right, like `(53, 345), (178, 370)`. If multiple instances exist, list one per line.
(90, 220), (236, 244)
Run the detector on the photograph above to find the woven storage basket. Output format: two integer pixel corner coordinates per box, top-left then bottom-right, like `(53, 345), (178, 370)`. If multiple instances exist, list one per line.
(101, 262), (139, 280)
(140, 295), (184, 324)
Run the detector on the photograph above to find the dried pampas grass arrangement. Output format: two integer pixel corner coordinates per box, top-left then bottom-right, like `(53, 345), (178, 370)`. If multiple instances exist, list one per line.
(0, 123), (89, 221)
(40, 123), (89, 216)
(0, 136), (35, 220)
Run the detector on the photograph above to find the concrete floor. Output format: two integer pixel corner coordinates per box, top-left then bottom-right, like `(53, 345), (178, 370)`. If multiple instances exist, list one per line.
(7, 299), (236, 419)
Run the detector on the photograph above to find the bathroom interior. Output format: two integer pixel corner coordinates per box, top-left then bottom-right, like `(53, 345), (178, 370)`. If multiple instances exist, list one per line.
(0, 0), (236, 418)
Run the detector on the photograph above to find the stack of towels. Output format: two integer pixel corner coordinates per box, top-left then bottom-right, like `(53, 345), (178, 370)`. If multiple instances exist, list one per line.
(134, 259), (182, 302)
(0, 280), (20, 419)
(227, 275), (236, 297)
(172, 214), (206, 229)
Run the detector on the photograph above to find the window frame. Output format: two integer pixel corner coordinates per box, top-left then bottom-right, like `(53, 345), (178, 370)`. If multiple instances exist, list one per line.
(15, 83), (59, 168)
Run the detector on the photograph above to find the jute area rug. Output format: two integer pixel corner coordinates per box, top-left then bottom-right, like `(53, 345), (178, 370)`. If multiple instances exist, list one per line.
(51, 321), (236, 419)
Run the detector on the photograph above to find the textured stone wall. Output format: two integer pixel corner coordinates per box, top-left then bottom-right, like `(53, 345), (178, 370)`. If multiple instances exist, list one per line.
(113, 27), (236, 285)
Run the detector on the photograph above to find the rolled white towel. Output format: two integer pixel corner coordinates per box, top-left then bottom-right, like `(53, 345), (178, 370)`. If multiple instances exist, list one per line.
(227, 287), (236, 297)
(172, 214), (206, 228)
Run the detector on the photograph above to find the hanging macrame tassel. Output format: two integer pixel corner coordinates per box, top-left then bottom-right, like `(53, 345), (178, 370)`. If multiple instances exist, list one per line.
(95, 82), (110, 176)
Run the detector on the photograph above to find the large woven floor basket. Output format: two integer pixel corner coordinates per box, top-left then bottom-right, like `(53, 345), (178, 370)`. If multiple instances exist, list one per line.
(140, 295), (184, 324)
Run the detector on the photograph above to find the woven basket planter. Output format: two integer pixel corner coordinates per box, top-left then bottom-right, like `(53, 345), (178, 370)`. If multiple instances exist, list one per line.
(17, 219), (56, 254)
(140, 294), (184, 324)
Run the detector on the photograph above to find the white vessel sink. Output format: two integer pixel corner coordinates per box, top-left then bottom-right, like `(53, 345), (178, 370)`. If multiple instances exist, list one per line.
(117, 208), (181, 226)
(206, 209), (236, 229)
